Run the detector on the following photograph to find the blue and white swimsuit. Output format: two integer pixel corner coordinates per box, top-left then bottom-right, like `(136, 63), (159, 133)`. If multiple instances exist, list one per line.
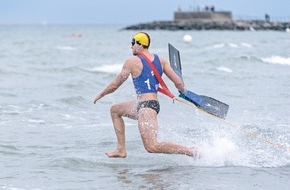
(132, 54), (162, 95)
(132, 54), (162, 114)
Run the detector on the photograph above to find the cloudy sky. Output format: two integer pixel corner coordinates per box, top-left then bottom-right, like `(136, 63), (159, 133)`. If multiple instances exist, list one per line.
(0, 0), (289, 24)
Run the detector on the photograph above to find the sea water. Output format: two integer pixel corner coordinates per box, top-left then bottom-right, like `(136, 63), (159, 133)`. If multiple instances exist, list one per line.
(0, 25), (290, 190)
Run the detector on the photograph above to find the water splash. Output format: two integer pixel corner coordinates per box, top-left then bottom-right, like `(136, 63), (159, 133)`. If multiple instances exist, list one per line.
(196, 137), (247, 167)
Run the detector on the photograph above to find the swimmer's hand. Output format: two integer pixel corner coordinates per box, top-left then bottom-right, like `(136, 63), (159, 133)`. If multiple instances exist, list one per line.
(93, 94), (102, 104)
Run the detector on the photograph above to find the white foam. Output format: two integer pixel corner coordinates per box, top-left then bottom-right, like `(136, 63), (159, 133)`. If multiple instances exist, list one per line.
(209, 42), (253, 49)
(28, 119), (46, 124)
(261, 56), (290, 65)
(216, 66), (233, 73)
(92, 64), (122, 74)
(212, 43), (225, 49)
(240, 42), (253, 48)
(227, 43), (238, 48)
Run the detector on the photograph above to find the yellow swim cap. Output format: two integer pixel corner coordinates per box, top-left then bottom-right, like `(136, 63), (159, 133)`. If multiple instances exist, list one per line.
(133, 32), (150, 48)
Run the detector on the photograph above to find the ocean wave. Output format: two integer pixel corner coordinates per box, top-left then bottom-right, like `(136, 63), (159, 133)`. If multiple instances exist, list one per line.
(55, 46), (78, 51)
(0, 92), (17, 98)
(0, 144), (20, 156)
(0, 105), (25, 115)
(0, 104), (49, 115)
(56, 96), (87, 105)
(261, 56), (290, 65)
(208, 42), (253, 49)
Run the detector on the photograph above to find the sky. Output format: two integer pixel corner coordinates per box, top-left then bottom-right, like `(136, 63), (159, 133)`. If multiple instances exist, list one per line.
(0, 0), (289, 24)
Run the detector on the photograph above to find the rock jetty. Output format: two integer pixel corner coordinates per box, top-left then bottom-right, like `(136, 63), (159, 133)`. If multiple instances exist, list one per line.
(122, 20), (290, 31)
(122, 10), (290, 31)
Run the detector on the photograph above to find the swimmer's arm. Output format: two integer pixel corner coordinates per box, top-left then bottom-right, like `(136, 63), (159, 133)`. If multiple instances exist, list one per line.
(93, 60), (131, 104)
(161, 56), (186, 93)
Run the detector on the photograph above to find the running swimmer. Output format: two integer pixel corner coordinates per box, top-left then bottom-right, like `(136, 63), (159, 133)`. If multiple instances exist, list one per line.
(93, 32), (198, 158)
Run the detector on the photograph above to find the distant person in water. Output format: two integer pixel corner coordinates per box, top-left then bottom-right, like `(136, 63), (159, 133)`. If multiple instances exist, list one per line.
(93, 32), (198, 158)
(265, 14), (270, 22)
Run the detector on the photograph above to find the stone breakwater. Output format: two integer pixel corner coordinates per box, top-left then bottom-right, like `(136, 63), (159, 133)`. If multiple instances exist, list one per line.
(122, 20), (290, 31)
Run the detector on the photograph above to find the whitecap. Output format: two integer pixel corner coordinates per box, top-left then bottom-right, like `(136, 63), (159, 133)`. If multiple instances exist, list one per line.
(28, 119), (46, 124)
(91, 64), (122, 74)
(227, 43), (238, 48)
(240, 42), (253, 48)
(216, 66), (233, 73)
(261, 56), (290, 65)
(212, 43), (225, 49)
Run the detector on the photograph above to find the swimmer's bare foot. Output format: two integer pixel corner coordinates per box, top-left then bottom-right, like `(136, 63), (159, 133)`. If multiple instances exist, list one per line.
(105, 149), (127, 158)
